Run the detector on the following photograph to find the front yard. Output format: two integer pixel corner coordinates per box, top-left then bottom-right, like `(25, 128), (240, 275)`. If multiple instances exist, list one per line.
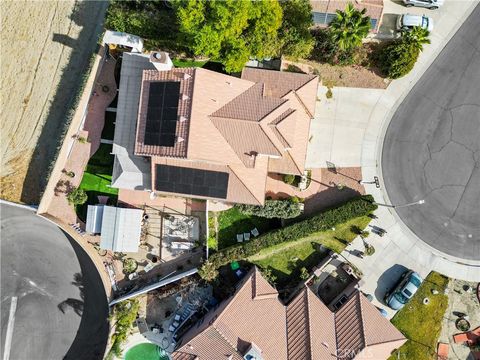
(249, 215), (370, 288)
(209, 207), (280, 250)
(388, 272), (450, 360)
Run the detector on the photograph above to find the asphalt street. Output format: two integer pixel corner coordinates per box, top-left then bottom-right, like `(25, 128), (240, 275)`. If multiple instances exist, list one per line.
(382, 5), (480, 261)
(0, 203), (108, 360)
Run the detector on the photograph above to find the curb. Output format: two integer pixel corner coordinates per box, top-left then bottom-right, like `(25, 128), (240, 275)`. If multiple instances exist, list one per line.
(0, 199), (37, 211)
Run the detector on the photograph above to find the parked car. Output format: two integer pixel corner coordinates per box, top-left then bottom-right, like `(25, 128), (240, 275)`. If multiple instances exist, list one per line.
(396, 14), (434, 32)
(403, 0), (444, 10)
(385, 270), (423, 310)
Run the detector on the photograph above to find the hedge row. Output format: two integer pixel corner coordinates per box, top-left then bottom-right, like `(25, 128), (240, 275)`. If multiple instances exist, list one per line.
(207, 195), (377, 269)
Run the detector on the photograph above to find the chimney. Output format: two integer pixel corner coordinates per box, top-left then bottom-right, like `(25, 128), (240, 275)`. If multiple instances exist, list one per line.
(149, 51), (173, 71)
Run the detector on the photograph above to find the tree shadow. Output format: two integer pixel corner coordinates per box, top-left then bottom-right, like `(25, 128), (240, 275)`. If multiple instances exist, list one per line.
(54, 179), (73, 196)
(20, 1), (108, 204)
(60, 229), (109, 360)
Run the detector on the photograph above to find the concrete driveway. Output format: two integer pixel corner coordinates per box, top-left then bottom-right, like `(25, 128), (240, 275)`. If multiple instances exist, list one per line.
(306, 86), (384, 169)
(1, 203), (109, 360)
(374, 0), (472, 39)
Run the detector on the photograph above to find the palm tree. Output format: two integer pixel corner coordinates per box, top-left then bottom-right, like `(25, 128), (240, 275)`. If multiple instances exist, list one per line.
(402, 26), (431, 51)
(329, 3), (371, 52)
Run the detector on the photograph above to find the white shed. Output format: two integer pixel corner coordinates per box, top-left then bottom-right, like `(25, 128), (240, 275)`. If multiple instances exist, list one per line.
(102, 30), (144, 53)
(100, 206), (143, 253)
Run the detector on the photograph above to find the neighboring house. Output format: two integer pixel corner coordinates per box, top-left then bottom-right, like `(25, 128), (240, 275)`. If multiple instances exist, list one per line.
(112, 52), (318, 206)
(310, 0), (384, 32)
(172, 267), (406, 360)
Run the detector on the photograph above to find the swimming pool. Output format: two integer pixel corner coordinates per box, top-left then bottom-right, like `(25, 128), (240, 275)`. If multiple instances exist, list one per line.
(124, 343), (169, 360)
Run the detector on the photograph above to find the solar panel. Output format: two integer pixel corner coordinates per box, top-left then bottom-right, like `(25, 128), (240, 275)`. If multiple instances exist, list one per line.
(155, 165), (229, 199)
(144, 81), (181, 147)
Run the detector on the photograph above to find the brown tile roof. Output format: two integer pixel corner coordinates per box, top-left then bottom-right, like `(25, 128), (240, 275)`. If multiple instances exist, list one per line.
(174, 268), (406, 360)
(211, 83), (286, 121)
(310, 0), (384, 31)
(135, 68), (195, 157)
(138, 67), (318, 205)
(335, 292), (366, 359)
(241, 68), (317, 100)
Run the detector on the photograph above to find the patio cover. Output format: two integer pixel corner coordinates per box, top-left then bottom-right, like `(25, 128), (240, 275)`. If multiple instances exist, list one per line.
(85, 205), (104, 234)
(100, 206), (143, 253)
(102, 30), (143, 53)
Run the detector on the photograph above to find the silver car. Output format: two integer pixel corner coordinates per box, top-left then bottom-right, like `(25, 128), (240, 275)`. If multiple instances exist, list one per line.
(403, 0), (444, 9)
(397, 14), (434, 32)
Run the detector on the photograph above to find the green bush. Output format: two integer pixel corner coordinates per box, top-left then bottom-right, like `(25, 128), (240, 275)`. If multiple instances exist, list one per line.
(106, 299), (140, 360)
(66, 187), (88, 205)
(200, 195), (377, 275)
(380, 40), (419, 79)
(283, 174), (296, 185)
(236, 199), (302, 219)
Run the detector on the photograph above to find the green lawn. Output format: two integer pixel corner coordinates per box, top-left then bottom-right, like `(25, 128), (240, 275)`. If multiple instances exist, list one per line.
(76, 144), (118, 221)
(388, 272), (450, 360)
(210, 207), (280, 250)
(250, 216), (371, 287)
(173, 58), (207, 68)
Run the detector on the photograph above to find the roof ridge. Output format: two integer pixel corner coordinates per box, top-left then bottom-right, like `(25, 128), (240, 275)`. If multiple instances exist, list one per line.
(292, 89), (314, 119)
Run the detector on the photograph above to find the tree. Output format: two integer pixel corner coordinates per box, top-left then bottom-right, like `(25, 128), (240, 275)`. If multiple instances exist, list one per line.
(329, 3), (370, 53)
(66, 187), (88, 205)
(236, 199), (302, 219)
(278, 0), (315, 59)
(402, 26), (430, 51)
(198, 261), (219, 282)
(380, 40), (419, 79)
(299, 267), (310, 280)
(261, 267), (277, 285)
(107, 299), (140, 359)
(173, 0), (282, 72)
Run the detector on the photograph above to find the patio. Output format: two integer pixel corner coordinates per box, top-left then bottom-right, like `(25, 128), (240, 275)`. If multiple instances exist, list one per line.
(141, 281), (214, 353)
(309, 256), (361, 311)
(439, 280), (480, 359)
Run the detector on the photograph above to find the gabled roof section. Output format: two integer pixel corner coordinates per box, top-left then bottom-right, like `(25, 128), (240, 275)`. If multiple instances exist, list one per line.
(269, 109), (297, 149)
(286, 288), (312, 360)
(211, 116), (281, 167)
(334, 292), (366, 360)
(252, 266), (278, 299)
(241, 67), (318, 99)
(211, 83), (286, 121)
(358, 293), (406, 346)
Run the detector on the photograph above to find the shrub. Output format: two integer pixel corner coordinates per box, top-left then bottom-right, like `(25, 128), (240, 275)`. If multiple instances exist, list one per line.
(300, 267), (310, 280)
(365, 243), (375, 256)
(310, 28), (338, 63)
(326, 88), (333, 99)
(380, 40), (419, 79)
(66, 187), (87, 205)
(199, 195), (377, 276)
(198, 261), (218, 282)
(283, 174), (296, 185)
(106, 299), (140, 360)
(236, 199), (302, 219)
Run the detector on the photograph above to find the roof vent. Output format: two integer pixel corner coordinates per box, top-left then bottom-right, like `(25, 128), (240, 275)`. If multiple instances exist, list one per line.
(179, 116), (188, 122)
(149, 51), (173, 71)
(176, 136), (185, 143)
(182, 94), (190, 101)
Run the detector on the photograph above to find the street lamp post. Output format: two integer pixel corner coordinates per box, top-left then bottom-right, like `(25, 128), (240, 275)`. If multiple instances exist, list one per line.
(373, 199), (425, 209)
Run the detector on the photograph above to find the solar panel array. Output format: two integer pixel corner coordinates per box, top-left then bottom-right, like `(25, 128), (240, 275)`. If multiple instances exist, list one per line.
(144, 81), (181, 147)
(155, 164), (229, 199)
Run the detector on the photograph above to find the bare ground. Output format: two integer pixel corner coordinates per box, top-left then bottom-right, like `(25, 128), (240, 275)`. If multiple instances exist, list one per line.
(0, 0), (107, 204)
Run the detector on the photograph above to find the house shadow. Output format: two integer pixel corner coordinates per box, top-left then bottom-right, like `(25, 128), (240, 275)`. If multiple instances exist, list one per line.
(374, 264), (409, 303)
(60, 229), (109, 360)
(20, 1), (108, 204)
(302, 186), (362, 219)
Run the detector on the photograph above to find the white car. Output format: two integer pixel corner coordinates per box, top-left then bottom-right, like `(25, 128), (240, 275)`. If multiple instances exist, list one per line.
(403, 0), (444, 10)
(397, 14), (434, 32)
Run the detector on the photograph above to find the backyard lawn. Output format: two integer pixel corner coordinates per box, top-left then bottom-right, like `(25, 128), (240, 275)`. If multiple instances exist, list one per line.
(209, 207), (280, 250)
(250, 215), (371, 287)
(388, 272), (450, 360)
(76, 143), (118, 220)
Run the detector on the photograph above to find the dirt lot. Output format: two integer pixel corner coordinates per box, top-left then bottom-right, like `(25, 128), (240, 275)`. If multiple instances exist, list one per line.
(0, 0), (107, 204)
